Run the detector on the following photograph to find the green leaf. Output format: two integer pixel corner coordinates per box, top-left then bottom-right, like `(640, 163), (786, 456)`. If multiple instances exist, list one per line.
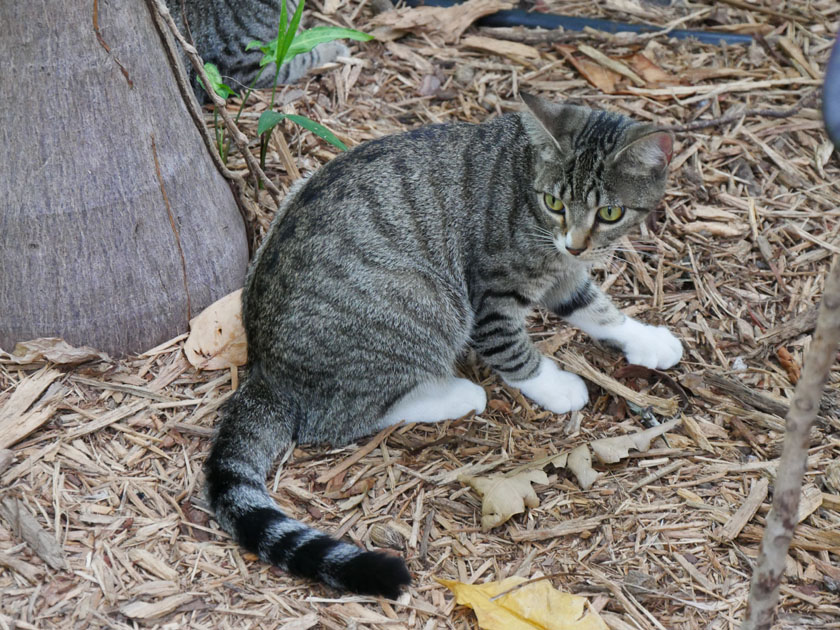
(277, 0), (306, 67)
(257, 111), (287, 136)
(246, 39), (264, 52)
(198, 63), (236, 99)
(284, 114), (348, 151)
(285, 27), (373, 60)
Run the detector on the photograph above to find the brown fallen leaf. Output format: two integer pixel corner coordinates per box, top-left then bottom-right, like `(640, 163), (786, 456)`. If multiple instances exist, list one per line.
(625, 53), (677, 86)
(438, 576), (609, 630)
(4, 337), (110, 365)
(459, 469), (547, 531)
(369, 0), (514, 43)
(556, 45), (619, 94)
(776, 347), (801, 384)
(184, 288), (247, 370)
(590, 417), (681, 464)
(577, 44), (644, 87)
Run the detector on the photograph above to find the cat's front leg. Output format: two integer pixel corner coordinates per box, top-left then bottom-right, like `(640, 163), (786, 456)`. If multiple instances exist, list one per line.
(471, 305), (589, 413)
(548, 279), (683, 369)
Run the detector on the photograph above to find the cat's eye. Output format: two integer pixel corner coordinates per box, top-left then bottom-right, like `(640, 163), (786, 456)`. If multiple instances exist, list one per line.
(543, 193), (565, 213)
(597, 205), (624, 223)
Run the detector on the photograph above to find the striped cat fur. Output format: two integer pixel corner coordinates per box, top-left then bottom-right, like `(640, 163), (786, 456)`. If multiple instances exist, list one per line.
(165, 0), (348, 96)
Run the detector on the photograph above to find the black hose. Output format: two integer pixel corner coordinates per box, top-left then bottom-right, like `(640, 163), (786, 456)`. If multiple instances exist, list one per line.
(404, 0), (754, 46)
(823, 38), (840, 150)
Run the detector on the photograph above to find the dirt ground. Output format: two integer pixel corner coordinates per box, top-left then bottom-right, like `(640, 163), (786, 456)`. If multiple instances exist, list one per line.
(2, 1), (839, 629)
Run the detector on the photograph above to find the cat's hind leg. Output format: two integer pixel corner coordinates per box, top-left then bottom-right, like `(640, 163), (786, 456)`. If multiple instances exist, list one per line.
(378, 377), (487, 428)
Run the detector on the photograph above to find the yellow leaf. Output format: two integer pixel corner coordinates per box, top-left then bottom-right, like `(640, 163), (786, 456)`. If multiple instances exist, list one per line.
(439, 576), (609, 630)
(184, 289), (247, 370)
(459, 469), (547, 531)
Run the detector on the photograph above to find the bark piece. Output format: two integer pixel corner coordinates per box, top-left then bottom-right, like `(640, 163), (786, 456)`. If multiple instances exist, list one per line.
(0, 0), (248, 356)
(0, 497), (67, 571)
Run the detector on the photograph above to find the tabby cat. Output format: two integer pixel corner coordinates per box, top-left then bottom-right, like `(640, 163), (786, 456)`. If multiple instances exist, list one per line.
(164, 0), (348, 95)
(205, 93), (682, 598)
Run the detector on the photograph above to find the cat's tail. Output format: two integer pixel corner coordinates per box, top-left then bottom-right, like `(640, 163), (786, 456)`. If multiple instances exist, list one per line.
(204, 367), (411, 598)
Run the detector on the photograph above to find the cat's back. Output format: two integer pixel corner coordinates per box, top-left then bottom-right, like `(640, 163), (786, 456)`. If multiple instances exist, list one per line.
(244, 119), (514, 361)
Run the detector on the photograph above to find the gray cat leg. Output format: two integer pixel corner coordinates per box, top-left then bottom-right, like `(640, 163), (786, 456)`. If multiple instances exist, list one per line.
(471, 306), (588, 414)
(553, 279), (683, 369)
(378, 377), (486, 428)
(262, 41), (350, 87)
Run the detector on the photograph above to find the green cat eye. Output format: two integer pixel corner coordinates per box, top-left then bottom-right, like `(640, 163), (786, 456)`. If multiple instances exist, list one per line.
(543, 193), (565, 213)
(597, 205), (624, 223)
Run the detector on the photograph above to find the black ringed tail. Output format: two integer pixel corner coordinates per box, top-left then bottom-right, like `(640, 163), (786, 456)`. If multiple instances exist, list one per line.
(204, 370), (411, 598)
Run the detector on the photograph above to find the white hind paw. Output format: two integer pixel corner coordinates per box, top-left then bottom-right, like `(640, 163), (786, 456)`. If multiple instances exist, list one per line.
(379, 377), (486, 427)
(505, 356), (589, 414)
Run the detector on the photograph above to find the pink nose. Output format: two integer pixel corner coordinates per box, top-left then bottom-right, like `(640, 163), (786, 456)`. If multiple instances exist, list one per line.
(566, 246), (585, 256)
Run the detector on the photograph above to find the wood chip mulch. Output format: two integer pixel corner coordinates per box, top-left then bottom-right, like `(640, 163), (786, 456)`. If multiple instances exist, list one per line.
(2, 1), (840, 628)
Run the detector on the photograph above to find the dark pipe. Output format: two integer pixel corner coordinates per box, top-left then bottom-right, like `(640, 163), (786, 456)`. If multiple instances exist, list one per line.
(823, 38), (840, 150)
(405, 0), (754, 46)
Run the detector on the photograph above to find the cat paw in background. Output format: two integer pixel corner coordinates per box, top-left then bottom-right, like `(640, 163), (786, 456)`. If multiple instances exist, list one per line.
(505, 356), (590, 414)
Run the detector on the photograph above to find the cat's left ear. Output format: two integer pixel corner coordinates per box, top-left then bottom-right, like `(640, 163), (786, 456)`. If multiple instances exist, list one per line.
(611, 127), (674, 177)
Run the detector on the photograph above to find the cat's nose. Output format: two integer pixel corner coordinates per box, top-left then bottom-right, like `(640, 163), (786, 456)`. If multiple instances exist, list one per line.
(566, 246), (586, 256)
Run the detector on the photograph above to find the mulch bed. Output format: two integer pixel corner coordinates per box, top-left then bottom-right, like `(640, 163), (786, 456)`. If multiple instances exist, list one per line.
(2, 1), (839, 628)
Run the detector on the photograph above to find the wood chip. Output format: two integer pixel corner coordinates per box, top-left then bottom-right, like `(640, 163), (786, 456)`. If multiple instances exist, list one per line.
(0, 367), (62, 449)
(717, 477), (769, 542)
(0, 497), (67, 570)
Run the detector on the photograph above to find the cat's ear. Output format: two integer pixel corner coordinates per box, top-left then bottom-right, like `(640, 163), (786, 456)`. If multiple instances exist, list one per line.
(611, 127), (674, 177)
(520, 92), (584, 153)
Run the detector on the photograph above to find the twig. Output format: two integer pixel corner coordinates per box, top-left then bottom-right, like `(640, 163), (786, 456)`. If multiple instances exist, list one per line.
(741, 257), (840, 630)
(663, 90), (819, 132)
(488, 571), (565, 601)
(147, 0), (283, 206)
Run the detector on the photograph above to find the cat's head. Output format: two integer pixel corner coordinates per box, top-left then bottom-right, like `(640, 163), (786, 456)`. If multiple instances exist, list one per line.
(520, 93), (673, 261)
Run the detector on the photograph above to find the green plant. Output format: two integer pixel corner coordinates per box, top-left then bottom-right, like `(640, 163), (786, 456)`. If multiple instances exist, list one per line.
(200, 63), (236, 162)
(201, 0), (372, 171)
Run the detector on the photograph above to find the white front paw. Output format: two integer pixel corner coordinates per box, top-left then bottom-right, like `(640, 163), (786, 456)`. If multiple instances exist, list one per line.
(505, 357), (589, 414)
(616, 319), (683, 369)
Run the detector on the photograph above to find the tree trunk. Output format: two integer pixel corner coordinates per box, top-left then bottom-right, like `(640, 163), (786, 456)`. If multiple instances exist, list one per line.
(0, 0), (248, 356)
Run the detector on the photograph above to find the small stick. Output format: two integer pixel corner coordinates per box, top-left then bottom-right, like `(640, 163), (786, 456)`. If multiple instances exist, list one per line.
(663, 90), (818, 133)
(627, 458), (685, 493)
(741, 257), (840, 630)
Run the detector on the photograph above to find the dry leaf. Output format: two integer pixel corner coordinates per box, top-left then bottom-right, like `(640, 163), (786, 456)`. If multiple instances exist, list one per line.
(625, 53), (676, 86)
(459, 469), (547, 531)
(577, 45), (644, 87)
(568, 445), (599, 490)
(590, 418), (681, 464)
(439, 576), (609, 630)
(556, 45), (619, 94)
(4, 337), (109, 365)
(461, 35), (541, 60)
(776, 347), (801, 384)
(369, 0), (514, 43)
(184, 289), (247, 370)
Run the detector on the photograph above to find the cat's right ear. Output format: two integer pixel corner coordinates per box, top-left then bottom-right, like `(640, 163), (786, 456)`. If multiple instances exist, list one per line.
(520, 92), (583, 154)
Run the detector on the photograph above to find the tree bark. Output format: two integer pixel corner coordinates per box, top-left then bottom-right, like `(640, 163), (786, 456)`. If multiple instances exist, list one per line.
(0, 0), (248, 356)
(742, 38), (840, 630)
